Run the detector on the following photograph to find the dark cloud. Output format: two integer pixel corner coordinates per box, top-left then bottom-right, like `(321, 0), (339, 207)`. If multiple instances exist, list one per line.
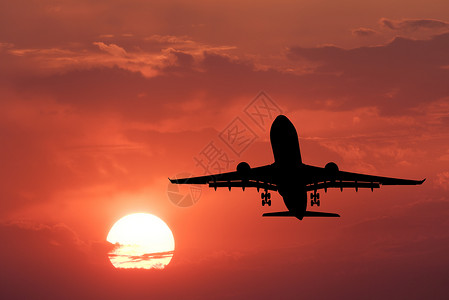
(10, 32), (449, 122)
(288, 32), (449, 114)
(0, 222), (112, 299)
(380, 18), (449, 32)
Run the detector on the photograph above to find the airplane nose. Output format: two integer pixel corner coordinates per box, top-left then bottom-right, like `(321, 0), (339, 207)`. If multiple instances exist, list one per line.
(272, 115), (292, 129)
(274, 115), (288, 123)
(272, 115), (288, 128)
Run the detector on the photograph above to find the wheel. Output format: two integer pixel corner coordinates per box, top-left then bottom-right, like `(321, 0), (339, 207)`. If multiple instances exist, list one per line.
(317, 200), (321, 206)
(268, 200), (271, 206)
(262, 200), (265, 206)
(317, 193), (320, 200)
(267, 193), (271, 199)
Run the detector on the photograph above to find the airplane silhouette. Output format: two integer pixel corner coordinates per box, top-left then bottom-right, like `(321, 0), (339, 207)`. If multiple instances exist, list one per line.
(169, 115), (425, 220)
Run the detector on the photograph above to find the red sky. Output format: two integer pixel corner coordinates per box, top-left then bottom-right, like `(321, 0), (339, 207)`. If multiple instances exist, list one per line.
(1, 0), (449, 299)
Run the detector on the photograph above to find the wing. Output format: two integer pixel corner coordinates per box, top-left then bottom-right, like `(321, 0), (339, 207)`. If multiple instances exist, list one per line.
(302, 164), (425, 192)
(169, 164), (277, 191)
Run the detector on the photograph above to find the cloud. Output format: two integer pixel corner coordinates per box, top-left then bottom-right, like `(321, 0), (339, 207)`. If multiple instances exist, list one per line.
(5, 28), (447, 122)
(0, 221), (104, 271)
(287, 32), (449, 114)
(3, 43), (175, 78)
(0, 221), (118, 299)
(2, 29), (449, 254)
(1, 35), (236, 79)
(145, 34), (196, 45)
(3, 190), (449, 300)
(380, 18), (449, 32)
(352, 27), (378, 37)
(436, 172), (449, 189)
(94, 42), (128, 57)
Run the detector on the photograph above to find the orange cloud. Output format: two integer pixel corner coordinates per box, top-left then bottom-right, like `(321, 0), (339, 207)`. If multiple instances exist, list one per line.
(93, 42), (128, 57)
(352, 27), (378, 37)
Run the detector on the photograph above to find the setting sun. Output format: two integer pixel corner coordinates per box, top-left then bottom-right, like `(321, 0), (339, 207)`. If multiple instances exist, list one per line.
(107, 213), (175, 269)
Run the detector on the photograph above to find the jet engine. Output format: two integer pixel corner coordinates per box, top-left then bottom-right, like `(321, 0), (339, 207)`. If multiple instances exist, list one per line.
(325, 162), (339, 174)
(236, 161), (251, 176)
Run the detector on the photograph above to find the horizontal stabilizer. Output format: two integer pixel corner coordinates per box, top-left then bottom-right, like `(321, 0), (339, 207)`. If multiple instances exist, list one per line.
(304, 211), (340, 217)
(262, 211), (340, 218)
(262, 211), (296, 217)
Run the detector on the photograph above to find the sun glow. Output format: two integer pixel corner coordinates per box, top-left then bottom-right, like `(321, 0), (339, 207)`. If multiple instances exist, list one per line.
(107, 213), (175, 269)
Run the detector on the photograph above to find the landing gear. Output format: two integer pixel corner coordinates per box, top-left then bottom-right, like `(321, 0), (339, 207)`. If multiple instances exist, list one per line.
(262, 199), (271, 206)
(310, 191), (320, 206)
(261, 189), (271, 206)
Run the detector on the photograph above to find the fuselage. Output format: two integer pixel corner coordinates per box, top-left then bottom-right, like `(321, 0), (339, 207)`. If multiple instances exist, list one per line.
(270, 115), (307, 219)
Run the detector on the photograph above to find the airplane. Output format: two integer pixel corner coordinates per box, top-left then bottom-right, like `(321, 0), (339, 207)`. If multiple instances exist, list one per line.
(169, 115), (425, 220)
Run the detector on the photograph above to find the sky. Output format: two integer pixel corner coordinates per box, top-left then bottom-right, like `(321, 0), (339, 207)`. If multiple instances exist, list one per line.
(1, 0), (449, 298)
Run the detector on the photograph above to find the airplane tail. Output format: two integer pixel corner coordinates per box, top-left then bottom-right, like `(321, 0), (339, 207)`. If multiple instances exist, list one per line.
(263, 211), (340, 218)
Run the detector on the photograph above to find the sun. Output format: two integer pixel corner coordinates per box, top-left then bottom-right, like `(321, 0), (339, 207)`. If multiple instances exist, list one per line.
(107, 213), (175, 269)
